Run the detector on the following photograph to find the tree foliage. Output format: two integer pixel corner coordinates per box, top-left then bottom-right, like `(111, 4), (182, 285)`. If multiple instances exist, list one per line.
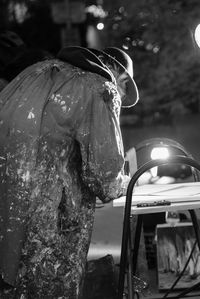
(101, 0), (200, 120)
(1, 0), (200, 121)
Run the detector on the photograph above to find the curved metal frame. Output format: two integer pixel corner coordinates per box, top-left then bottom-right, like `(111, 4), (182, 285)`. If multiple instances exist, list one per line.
(117, 155), (200, 299)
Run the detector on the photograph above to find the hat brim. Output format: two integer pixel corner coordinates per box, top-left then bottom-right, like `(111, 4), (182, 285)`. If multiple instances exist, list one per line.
(124, 76), (139, 108)
(88, 48), (139, 108)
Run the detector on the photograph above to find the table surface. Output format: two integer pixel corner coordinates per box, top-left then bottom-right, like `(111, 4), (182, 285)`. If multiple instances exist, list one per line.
(113, 181), (200, 215)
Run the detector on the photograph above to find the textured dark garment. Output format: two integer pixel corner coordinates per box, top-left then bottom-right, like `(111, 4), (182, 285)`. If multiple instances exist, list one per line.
(0, 58), (125, 298)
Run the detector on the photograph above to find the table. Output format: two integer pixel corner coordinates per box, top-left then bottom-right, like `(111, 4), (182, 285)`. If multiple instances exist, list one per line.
(114, 182), (200, 298)
(113, 182), (200, 215)
(114, 174), (200, 298)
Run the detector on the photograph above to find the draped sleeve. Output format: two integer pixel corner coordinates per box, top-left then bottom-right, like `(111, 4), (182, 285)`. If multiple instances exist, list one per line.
(75, 76), (128, 202)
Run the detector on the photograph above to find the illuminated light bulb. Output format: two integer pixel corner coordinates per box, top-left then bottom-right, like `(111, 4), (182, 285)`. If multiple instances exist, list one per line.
(150, 147), (170, 160)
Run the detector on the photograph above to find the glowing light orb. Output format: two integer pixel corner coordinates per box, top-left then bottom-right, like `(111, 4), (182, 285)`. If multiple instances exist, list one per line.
(194, 24), (200, 48)
(97, 22), (104, 30)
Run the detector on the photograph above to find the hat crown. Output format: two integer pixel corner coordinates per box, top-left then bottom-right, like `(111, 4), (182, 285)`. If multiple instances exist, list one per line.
(103, 47), (133, 78)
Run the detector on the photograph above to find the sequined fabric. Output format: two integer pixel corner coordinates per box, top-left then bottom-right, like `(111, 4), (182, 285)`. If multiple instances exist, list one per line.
(0, 60), (126, 298)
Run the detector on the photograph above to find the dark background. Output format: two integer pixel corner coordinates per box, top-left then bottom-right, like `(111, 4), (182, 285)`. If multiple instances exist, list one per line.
(1, 0), (200, 152)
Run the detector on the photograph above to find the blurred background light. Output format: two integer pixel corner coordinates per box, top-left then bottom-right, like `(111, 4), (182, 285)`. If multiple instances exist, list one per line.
(86, 5), (107, 18)
(97, 22), (104, 30)
(194, 24), (200, 48)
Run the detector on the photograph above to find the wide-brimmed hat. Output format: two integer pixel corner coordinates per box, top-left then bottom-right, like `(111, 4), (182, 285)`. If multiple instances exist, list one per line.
(57, 46), (139, 108)
(89, 47), (139, 108)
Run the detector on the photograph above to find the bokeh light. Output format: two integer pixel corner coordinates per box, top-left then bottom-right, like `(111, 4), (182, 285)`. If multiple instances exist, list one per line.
(97, 22), (104, 30)
(194, 24), (200, 48)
